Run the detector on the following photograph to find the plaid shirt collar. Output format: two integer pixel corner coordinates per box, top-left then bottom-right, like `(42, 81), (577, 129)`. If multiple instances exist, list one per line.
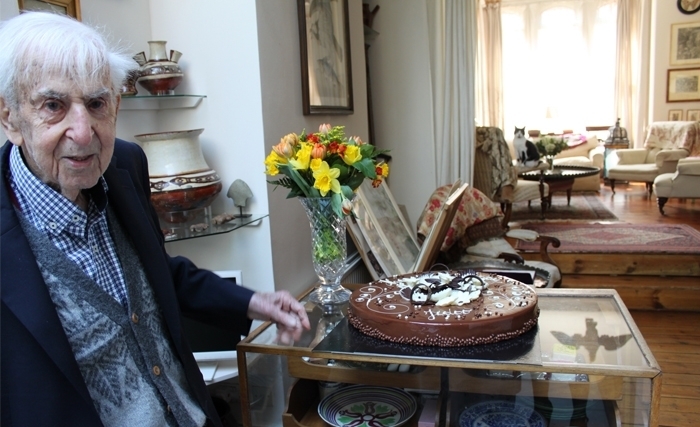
(9, 145), (109, 234)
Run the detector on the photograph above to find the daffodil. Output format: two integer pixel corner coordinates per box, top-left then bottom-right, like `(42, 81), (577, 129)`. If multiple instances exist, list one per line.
(289, 142), (312, 170)
(312, 161), (341, 196)
(264, 151), (287, 175)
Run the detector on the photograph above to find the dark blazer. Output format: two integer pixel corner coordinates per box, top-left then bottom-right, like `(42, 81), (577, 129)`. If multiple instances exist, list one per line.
(1, 139), (255, 427)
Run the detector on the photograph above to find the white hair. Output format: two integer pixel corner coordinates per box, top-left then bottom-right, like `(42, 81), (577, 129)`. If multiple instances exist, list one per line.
(0, 12), (136, 109)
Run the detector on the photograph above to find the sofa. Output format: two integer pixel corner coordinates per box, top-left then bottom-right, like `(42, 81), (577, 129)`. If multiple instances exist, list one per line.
(508, 134), (604, 192)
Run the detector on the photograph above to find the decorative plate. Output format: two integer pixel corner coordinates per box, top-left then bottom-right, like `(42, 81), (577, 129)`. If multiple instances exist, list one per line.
(459, 400), (546, 427)
(318, 385), (417, 427)
(678, 0), (700, 15)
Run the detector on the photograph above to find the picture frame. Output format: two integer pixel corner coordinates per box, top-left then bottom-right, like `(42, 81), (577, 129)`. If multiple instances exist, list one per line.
(667, 68), (700, 102)
(345, 215), (386, 280)
(688, 109), (700, 121)
(670, 21), (700, 66)
(669, 109), (684, 121)
(18, 0), (81, 20)
(297, 0), (353, 115)
(412, 182), (468, 273)
(350, 180), (420, 277)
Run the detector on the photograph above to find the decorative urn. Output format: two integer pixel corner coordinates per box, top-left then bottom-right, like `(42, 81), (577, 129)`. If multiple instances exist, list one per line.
(134, 128), (222, 222)
(135, 41), (184, 96)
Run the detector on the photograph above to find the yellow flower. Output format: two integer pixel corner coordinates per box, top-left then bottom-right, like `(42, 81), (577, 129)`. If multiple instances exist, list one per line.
(342, 145), (362, 165)
(310, 158), (323, 172)
(289, 142), (313, 170)
(380, 163), (389, 177)
(312, 161), (341, 196)
(264, 151), (287, 175)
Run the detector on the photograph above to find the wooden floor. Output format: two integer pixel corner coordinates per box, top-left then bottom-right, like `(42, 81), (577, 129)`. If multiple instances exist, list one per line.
(581, 182), (699, 427)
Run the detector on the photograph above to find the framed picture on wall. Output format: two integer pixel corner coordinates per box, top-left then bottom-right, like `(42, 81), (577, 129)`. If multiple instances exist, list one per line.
(297, 0), (354, 115)
(670, 21), (700, 66)
(669, 109), (684, 121)
(667, 68), (700, 102)
(688, 109), (700, 121)
(18, 0), (81, 20)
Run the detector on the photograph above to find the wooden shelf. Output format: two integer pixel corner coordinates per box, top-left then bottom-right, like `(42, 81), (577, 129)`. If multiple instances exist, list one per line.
(287, 357), (440, 391)
(450, 369), (623, 401)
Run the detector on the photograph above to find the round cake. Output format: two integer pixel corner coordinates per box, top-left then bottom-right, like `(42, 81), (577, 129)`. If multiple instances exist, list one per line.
(348, 271), (539, 347)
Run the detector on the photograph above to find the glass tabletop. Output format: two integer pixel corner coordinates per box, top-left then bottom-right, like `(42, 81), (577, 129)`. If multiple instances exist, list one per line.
(239, 287), (657, 375)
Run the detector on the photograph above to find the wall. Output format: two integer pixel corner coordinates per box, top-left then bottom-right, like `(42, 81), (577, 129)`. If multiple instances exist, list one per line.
(256, 0), (370, 298)
(650, 1), (700, 122)
(365, 0), (437, 228)
(0, 0), (370, 299)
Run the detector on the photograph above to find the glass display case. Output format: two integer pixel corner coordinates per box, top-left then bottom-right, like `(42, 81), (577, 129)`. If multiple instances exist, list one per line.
(237, 287), (661, 427)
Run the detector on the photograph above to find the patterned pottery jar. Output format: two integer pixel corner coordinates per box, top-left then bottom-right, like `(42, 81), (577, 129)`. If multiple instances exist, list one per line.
(134, 128), (222, 222)
(136, 41), (184, 96)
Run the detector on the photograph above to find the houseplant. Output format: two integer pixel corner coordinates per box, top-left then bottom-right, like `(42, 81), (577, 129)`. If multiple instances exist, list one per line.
(264, 124), (389, 305)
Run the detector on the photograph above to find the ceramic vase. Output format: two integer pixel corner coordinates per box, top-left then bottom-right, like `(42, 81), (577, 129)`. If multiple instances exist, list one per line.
(134, 128), (222, 222)
(299, 197), (352, 306)
(136, 41), (184, 96)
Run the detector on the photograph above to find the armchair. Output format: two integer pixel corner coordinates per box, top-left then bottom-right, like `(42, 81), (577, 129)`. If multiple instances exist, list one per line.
(473, 126), (548, 227)
(607, 121), (700, 194)
(653, 157), (700, 214)
(416, 184), (562, 288)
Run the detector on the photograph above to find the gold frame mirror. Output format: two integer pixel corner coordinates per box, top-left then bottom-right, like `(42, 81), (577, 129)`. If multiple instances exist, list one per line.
(18, 0), (81, 20)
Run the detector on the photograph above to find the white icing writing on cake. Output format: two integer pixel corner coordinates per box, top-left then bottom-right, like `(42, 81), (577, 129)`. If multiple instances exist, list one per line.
(425, 307), (473, 321)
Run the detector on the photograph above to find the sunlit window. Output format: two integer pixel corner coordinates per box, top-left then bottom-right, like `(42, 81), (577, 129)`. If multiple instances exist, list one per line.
(502, 1), (617, 136)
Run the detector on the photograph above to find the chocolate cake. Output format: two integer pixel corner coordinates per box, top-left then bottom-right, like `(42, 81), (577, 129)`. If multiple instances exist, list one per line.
(347, 271), (539, 347)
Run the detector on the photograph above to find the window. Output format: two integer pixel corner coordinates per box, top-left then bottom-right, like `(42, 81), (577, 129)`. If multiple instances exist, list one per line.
(501, 1), (617, 135)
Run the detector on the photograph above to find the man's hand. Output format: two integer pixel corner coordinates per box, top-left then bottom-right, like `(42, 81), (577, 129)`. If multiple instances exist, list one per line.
(248, 291), (311, 344)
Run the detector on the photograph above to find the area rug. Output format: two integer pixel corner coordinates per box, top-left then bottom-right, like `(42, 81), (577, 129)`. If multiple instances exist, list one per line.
(513, 223), (700, 254)
(511, 193), (618, 222)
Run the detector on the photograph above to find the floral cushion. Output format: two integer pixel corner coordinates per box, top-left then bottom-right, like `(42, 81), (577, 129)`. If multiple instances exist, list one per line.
(416, 185), (504, 253)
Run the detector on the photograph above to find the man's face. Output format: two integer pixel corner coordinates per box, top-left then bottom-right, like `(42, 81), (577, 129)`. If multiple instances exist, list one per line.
(1, 74), (120, 202)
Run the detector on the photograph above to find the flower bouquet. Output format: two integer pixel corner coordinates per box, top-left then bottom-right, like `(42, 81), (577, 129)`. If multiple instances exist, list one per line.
(535, 135), (569, 168)
(265, 123), (389, 216)
(264, 124), (389, 305)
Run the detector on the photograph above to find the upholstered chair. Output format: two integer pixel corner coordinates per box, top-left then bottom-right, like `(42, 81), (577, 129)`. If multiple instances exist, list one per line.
(653, 157), (700, 214)
(416, 184), (562, 288)
(607, 121), (699, 194)
(473, 126), (548, 227)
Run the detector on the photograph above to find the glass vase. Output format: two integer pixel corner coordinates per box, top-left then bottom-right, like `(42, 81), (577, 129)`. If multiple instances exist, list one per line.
(299, 197), (352, 307)
(546, 155), (555, 170)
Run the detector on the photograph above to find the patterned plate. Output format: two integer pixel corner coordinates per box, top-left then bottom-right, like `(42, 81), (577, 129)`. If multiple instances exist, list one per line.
(318, 385), (417, 427)
(459, 400), (546, 427)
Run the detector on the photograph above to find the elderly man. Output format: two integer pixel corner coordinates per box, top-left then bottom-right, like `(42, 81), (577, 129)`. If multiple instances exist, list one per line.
(0, 12), (309, 427)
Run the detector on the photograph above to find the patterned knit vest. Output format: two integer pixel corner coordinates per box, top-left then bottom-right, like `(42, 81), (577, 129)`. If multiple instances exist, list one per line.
(18, 208), (206, 427)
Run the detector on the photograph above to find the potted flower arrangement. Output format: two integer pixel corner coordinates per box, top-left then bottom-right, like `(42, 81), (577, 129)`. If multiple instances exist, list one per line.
(264, 124), (389, 305)
(535, 135), (569, 169)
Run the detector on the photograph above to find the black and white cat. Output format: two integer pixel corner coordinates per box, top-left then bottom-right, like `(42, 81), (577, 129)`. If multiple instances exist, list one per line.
(513, 126), (541, 167)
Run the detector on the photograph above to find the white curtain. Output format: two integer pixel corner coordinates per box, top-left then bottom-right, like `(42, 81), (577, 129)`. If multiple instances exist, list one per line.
(500, 0), (618, 136)
(615, 0), (650, 148)
(426, 0), (477, 186)
(476, 0), (504, 128)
